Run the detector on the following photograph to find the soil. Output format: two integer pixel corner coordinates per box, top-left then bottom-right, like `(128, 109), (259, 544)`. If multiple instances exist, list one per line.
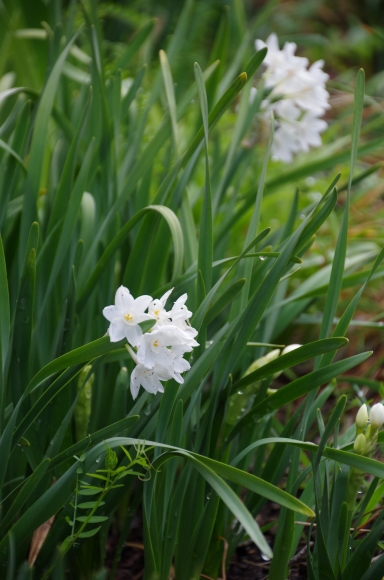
(104, 503), (311, 579)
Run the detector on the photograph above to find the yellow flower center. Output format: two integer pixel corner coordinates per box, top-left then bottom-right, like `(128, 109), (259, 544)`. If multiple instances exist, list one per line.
(154, 309), (160, 317)
(124, 313), (133, 322)
(153, 340), (159, 347)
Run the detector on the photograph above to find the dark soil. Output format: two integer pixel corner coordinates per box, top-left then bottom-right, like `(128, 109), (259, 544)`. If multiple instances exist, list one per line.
(104, 502), (311, 579)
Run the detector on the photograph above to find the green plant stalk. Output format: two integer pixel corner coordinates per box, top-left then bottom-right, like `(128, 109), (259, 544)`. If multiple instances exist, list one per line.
(346, 428), (379, 511)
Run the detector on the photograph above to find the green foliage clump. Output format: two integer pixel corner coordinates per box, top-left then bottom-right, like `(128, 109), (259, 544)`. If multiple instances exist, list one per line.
(0, 1), (384, 579)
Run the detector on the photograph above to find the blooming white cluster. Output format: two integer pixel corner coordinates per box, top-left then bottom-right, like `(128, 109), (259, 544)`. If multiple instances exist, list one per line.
(254, 33), (330, 163)
(103, 286), (198, 400)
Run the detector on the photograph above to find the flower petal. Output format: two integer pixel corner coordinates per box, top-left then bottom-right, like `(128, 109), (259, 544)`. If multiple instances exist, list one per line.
(134, 294), (153, 311)
(103, 305), (121, 322)
(130, 373), (141, 400)
(108, 321), (126, 342)
(125, 324), (143, 348)
(115, 286), (131, 310)
(160, 288), (173, 306)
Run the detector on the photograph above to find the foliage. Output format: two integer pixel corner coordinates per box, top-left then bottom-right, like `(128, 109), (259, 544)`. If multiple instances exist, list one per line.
(0, 1), (384, 579)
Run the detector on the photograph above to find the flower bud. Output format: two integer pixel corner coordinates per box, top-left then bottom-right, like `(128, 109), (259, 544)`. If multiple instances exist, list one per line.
(355, 404), (368, 430)
(281, 344), (302, 355)
(369, 403), (384, 431)
(354, 433), (367, 455)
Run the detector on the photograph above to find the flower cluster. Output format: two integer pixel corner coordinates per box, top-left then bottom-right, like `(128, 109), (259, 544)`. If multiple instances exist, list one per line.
(254, 33), (330, 163)
(103, 286), (198, 400)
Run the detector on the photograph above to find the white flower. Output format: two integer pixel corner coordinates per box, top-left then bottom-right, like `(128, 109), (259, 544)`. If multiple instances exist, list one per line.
(147, 288), (173, 325)
(103, 286), (154, 347)
(148, 290), (198, 344)
(256, 33), (309, 82)
(356, 404), (368, 429)
(369, 403), (384, 430)
(130, 346), (192, 399)
(130, 364), (165, 399)
(137, 325), (197, 369)
(270, 103), (327, 163)
(254, 33), (330, 163)
(169, 293), (193, 326)
(105, 287), (198, 400)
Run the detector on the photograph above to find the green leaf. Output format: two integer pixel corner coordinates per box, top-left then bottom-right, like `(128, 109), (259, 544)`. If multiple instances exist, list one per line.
(79, 58), (223, 266)
(121, 64), (147, 118)
(195, 62), (213, 300)
(77, 501), (104, 509)
(25, 337), (123, 396)
(78, 526), (101, 538)
(114, 19), (154, 72)
(231, 436), (384, 480)
(0, 139), (26, 171)
(192, 228), (271, 331)
(231, 337), (348, 394)
(320, 246), (384, 368)
(317, 70), (365, 361)
(41, 138), (95, 312)
(0, 234), (10, 426)
(9, 245), (36, 403)
(207, 278), (246, 323)
(47, 416), (139, 471)
(13, 366), (84, 447)
(181, 454), (314, 517)
(76, 516), (108, 523)
(85, 473), (108, 481)
(19, 30), (79, 261)
(342, 520), (384, 579)
(232, 110), (274, 316)
(360, 552), (384, 580)
(78, 489), (103, 496)
(160, 50), (179, 154)
(188, 454), (272, 558)
(77, 205), (184, 310)
(228, 351), (372, 441)
(0, 458), (50, 536)
(46, 93), (91, 234)
(243, 47), (268, 79)
(314, 396), (347, 473)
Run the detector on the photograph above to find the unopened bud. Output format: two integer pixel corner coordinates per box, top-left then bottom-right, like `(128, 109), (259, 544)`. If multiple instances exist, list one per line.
(370, 403), (384, 431)
(281, 344), (301, 355)
(354, 433), (367, 455)
(356, 404), (368, 430)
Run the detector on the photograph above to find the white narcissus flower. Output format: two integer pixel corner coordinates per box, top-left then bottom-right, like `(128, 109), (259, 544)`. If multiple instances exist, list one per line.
(254, 33), (330, 163)
(137, 325), (197, 369)
(369, 403), (384, 430)
(130, 364), (165, 400)
(104, 286), (198, 400)
(147, 288), (173, 324)
(102, 286), (154, 347)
